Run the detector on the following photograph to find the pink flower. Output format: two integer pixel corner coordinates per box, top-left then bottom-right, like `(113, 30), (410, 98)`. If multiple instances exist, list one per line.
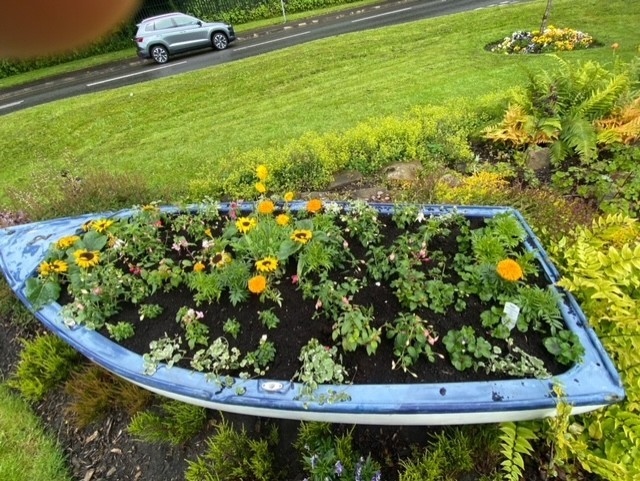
(291, 275), (299, 284)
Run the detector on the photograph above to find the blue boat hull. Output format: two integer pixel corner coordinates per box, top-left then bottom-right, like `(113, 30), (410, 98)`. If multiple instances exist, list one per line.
(0, 204), (625, 425)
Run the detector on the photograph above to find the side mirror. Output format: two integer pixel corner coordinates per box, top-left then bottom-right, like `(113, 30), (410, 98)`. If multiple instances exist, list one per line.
(197, 21), (202, 27)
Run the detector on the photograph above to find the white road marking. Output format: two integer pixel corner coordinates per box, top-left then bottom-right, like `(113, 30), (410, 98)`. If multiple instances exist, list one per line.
(351, 7), (413, 23)
(86, 61), (188, 87)
(235, 31), (311, 51)
(0, 100), (24, 110)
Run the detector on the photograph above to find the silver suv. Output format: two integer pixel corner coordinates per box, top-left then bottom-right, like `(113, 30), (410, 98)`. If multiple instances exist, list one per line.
(134, 13), (236, 64)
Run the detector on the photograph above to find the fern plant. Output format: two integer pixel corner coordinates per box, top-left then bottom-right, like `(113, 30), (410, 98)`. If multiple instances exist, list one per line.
(498, 421), (538, 481)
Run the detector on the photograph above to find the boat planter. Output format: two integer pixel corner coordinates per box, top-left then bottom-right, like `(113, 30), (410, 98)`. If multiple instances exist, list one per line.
(0, 203), (624, 425)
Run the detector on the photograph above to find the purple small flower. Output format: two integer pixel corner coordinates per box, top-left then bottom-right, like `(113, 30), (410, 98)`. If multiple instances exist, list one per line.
(371, 472), (382, 481)
(355, 458), (363, 481)
(310, 454), (319, 469)
(334, 460), (344, 476)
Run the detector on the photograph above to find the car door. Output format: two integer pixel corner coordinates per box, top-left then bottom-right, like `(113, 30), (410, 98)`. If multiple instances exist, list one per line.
(169, 15), (210, 51)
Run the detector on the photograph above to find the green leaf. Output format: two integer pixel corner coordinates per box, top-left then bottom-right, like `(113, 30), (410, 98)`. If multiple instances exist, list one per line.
(78, 230), (108, 251)
(25, 277), (60, 309)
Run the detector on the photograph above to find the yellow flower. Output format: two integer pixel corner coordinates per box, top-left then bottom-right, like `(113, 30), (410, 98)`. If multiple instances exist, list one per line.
(255, 256), (278, 273)
(496, 259), (524, 282)
(256, 164), (269, 181)
(38, 261), (53, 277)
(248, 275), (267, 294)
(236, 217), (257, 234)
(291, 229), (313, 244)
(56, 235), (80, 250)
(306, 199), (323, 214)
(51, 260), (68, 274)
(284, 191), (294, 202)
(210, 251), (231, 268)
(257, 200), (275, 215)
(193, 261), (206, 273)
(204, 228), (213, 238)
(74, 249), (100, 269)
(255, 182), (267, 194)
(91, 219), (114, 233)
(276, 214), (290, 226)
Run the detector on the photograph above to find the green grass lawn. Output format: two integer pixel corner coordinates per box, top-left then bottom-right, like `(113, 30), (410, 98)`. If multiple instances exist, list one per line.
(0, 0), (637, 208)
(0, 384), (71, 481)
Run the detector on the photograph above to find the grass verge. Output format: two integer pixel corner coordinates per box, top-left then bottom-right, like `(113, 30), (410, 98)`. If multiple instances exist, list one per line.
(0, 383), (71, 481)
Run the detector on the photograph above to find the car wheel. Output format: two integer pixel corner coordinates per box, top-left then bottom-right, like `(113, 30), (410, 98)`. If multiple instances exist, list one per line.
(211, 32), (228, 50)
(150, 45), (169, 64)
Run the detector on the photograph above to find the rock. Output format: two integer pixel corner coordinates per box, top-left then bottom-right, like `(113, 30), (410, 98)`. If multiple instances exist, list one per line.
(352, 187), (392, 202)
(438, 173), (463, 188)
(383, 161), (423, 182)
(327, 170), (364, 191)
(526, 147), (551, 172)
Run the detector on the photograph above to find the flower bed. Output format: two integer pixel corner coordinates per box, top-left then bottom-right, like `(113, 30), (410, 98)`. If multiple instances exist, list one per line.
(0, 192), (624, 424)
(489, 26), (594, 54)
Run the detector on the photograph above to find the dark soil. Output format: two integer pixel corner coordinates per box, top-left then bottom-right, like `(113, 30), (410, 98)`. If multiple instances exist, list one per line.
(95, 211), (565, 386)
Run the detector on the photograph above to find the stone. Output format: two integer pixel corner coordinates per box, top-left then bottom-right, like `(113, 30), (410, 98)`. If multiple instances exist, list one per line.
(327, 170), (364, 191)
(384, 161), (423, 182)
(526, 147), (551, 172)
(438, 173), (463, 188)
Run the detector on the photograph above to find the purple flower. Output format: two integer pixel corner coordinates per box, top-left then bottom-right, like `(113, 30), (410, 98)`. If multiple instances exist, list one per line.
(334, 460), (344, 476)
(355, 458), (363, 481)
(310, 454), (319, 469)
(371, 472), (382, 481)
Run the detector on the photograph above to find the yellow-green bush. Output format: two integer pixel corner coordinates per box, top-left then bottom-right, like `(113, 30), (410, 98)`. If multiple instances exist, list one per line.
(188, 102), (482, 200)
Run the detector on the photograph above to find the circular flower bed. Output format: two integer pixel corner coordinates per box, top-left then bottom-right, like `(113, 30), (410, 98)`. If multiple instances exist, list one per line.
(489, 25), (594, 54)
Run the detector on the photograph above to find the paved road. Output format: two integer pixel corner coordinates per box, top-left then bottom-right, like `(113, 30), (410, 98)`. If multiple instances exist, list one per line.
(0, 0), (521, 115)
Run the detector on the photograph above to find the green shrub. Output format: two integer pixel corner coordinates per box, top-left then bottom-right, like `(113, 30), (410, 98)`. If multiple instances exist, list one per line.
(190, 102), (482, 200)
(127, 399), (207, 445)
(64, 364), (152, 428)
(185, 418), (277, 481)
(8, 334), (80, 402)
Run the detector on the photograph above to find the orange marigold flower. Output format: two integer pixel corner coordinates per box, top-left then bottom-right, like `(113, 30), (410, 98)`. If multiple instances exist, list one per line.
(257, 200), (275, 215)
(496, 259), (524, 282)
(276, 214), (290, 226)
(193, 261), (206, 273)
(248, 275), (267, 294)
(306, 199), (323, 214)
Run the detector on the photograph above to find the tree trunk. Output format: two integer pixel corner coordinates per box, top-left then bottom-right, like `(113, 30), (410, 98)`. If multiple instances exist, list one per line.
(540, 0), (553, 32)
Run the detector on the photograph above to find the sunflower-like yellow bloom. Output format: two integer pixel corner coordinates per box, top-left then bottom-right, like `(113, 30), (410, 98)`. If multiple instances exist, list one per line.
(306, 199), (323, 214)
(38, 261), (53, 277)
(276, 214), (290, 226)
(284, 192), (294, 202)
(193, 261), (206, 273)
(256, 165), (269, 181)
(248, 275), (267, 294)
(255, 182), (267, 194)
(91, 219), (114, 233)
(256, 257), (278, 273)
(51, 260), (68, 274)
(496, 259), (524, 282)
(74, 249), (100, 269)
(210, 251), (232, 268)
(291, 229), (313, 244)
(236, 217), (257, 234)
(257, 200), (275, 215)
(56, 235), (80, 250)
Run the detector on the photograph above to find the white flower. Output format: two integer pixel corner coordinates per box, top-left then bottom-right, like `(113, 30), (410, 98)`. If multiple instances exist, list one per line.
(416, 212), (426, 223)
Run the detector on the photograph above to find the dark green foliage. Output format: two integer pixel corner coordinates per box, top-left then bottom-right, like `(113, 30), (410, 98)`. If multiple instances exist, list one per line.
(128, 399), (207, 445)
(185, 418), (277, 481)
(8, 334), (80, 401)
(64, 364), (152, 428)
